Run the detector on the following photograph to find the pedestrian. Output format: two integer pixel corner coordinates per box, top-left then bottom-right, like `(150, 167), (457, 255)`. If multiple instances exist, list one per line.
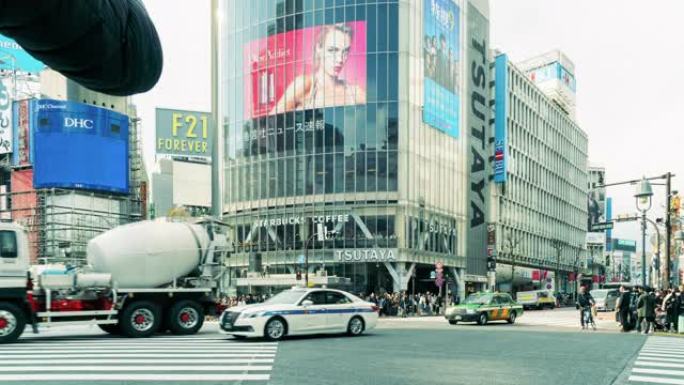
(637, 287), (656, 334)
(663, 288), (677, 332)
(616, 286), (633, 332)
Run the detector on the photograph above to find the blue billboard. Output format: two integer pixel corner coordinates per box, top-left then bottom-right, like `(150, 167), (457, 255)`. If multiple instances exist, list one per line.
(13, 99), (129, 194)
(423, 0), (460, 138)
(494, 54), (508, 183)
(528, 62), (576, 93)
(0, 34), (45, 73)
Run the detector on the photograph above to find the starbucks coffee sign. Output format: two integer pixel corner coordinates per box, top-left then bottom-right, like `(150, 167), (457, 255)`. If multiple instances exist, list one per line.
(335, 249), (397, 263)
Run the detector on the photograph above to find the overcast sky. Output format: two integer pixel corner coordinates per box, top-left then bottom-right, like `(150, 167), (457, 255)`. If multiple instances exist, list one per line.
(135, 0), (684, 249)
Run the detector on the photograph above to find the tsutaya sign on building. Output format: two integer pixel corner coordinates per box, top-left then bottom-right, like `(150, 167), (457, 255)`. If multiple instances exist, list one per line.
(253, 214), (350, 228)
(335, 249), (397, 263)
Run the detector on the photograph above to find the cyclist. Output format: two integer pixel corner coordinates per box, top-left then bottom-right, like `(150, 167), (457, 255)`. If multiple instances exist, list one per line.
(576, 286), (596, 330)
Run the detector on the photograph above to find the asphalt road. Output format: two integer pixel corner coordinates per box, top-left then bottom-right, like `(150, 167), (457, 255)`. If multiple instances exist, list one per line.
(0, 311), (660, 385)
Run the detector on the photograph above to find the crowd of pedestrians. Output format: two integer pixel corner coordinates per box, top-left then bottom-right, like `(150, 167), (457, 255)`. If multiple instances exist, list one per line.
(362, 292), (448, 317)
(615, 284), (684, 334)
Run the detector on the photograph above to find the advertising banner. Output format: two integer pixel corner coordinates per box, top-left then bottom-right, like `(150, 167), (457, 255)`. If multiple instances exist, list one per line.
(528, 62), (576, 93)
(465, 1), (490, 277)
(30, 99), (129, 194)
(588, 169), (606, 232)
(244, 21), (367, 119)
(423, 0), (460, 138)
(12, 99), (32, 167)
(155, 108), (211, 158)
(0, 77), (12, 154)
(0, 34), (45, 73)
(494, 54), (508, 183)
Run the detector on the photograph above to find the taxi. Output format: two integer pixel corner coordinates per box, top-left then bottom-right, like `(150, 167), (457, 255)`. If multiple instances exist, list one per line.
(445, 292), (523, 325)
(219, 288), (379, 341)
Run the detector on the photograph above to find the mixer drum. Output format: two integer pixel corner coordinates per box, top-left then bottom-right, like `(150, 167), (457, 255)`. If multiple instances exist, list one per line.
(87, 219), (210, 288)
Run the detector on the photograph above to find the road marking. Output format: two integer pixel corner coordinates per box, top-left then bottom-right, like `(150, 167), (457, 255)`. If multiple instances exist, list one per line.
(0, 337), (278, 383)
(0, 374), (271, 381)
(636, 361), (684, 369)
(0, 365), (273, 372)
(629, 376), (684, 385)
(633, 367), (684, 376)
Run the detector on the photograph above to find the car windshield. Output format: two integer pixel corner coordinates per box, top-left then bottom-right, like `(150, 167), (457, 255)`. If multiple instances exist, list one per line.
(263, 290), (306, 305)
(590, 290), (609, 299)
(465, 294), (493, 305)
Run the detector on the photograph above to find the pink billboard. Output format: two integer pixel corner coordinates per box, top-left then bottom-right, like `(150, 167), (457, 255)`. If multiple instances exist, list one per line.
(244, 22), (367, 119)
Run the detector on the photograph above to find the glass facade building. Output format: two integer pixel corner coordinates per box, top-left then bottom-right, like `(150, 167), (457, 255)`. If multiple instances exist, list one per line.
(220, 0), (491, 296)
(491, 54), (589, 294)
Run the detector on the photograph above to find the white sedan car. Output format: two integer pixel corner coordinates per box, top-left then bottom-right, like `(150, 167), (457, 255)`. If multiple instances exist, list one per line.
(219, 288), (378, 341)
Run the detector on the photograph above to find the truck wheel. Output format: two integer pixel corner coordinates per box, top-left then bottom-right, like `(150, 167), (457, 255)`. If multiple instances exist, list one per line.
(98, 323), (120, 335)
(167, 300), (204, 335)
(0, 302), (25, 343)
(120, 301), (161, 338)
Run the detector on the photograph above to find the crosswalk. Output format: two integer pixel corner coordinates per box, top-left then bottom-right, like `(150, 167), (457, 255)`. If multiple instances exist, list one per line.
(516, 309), (617, 330)
(628, 336), (684, 384)
(0, 335), (278, 383)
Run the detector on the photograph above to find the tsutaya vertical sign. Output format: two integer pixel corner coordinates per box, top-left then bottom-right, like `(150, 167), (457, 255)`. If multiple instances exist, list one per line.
(465, 1), (490, 278)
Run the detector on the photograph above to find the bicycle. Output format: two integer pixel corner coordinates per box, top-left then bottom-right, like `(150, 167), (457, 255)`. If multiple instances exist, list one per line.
(581, 305), (597, 331)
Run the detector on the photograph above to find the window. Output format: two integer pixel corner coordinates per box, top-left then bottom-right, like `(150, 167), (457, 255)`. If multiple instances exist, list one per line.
(0, 231), (17, 259)
(326, 291), (351, 304)
(302, 291), (327, 305)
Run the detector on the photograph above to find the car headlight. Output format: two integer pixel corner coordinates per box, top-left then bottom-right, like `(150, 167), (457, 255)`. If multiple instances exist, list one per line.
(466, 309), (476, 314)
(240, 311), (266, 319)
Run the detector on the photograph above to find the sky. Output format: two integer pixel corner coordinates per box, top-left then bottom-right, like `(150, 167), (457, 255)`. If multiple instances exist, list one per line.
(134, 0), (684, 250)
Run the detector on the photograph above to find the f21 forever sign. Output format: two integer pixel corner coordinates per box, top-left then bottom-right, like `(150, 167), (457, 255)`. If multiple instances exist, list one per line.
(156, 108), (212, 158)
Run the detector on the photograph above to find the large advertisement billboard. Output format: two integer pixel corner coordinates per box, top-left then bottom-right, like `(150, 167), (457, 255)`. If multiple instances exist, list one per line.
(244, 21), (367, 119)
(423, 0), (460, 138)
(493, 54), (508, 183)
(588, 168), (606, 231)
(0, 34), (45, 73)
(155, 108), (211, 158)
(14, 99), (130, 194)
(0, 78), (12, 154)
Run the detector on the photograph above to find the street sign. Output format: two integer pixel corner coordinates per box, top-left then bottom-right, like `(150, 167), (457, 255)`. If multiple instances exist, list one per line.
(591, 221), (614, 231)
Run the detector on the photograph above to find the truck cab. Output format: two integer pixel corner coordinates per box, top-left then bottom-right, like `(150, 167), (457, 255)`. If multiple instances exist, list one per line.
(0, 223), (31, 342)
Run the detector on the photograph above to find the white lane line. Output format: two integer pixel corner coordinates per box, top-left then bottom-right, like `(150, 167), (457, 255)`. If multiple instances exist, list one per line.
(638, 357), (684, 364)
(0, 374), (270, 381)
(636, 361), (684, 369)
(639, 353), (684, 359)
(0, 359), (275, 365)
(13, 340), (277, 346)
(0, 353), (276, 358)
(629, 375), (684, 384)
(633, 367), (684, 376)
(0, 349), (276, 354)
(0, 365), (273, 372)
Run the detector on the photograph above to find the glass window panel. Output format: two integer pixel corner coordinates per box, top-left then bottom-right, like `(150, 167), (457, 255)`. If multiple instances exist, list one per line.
(365, 104), (377, 150)
(388, 151), (398, 191)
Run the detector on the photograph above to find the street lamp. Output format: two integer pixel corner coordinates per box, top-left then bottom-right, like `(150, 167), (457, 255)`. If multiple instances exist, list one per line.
(635, 178), (654, 287)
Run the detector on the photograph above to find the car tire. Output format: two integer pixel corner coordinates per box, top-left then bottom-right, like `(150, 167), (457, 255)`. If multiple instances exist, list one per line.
(120, 301), (162, 338)
(166, 300), (204, 335)
(507, 311), (517, 324)
(98, 323), (120, 335)
(264, 317), (287, 341)
(478, 313), (488, 326)
(347, 316), (365, 336)
(448, 320), (458, 325)
(0, 302), (26, 343)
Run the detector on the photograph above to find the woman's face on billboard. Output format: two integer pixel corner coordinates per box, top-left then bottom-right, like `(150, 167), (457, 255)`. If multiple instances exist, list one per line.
(321, 29), (352, 78)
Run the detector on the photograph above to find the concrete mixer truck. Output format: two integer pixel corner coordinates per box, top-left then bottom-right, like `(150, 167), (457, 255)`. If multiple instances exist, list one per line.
(0, 217), (232, 343)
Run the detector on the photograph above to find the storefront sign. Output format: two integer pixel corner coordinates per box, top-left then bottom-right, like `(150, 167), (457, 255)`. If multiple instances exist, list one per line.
(253, 214), (350, 228)
(335, 249), (397, 263)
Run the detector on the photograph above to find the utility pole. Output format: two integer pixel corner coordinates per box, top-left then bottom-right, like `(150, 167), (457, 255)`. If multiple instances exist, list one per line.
(551, 240), (565, 294)
(665, 172), (672, 289)
(505, 230), (521, 296)
(210, 0), (222, 218)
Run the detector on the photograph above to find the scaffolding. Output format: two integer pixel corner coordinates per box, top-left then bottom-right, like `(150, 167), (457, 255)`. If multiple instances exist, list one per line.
(1, 188), (141, 265)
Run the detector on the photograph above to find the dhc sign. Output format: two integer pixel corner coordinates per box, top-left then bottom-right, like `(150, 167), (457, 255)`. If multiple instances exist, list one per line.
(64, 117), (94, 129)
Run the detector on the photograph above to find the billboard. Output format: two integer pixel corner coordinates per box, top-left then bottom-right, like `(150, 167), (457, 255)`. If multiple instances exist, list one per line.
(465, 1), (491, 278)
(12, 99), (32, 167)
(588, 168), (606, 231)
(23, 99), (129, 194)
(423, 0), (460, 138)
(244, 21), (367, 119)
(0, 34), (45, 73)
(156, 108), (211, 158)
(0, 78), (12, 154)
(493, 54), (508, 183)
(527, 62), (576, 93)
(172, 161), (210, 208)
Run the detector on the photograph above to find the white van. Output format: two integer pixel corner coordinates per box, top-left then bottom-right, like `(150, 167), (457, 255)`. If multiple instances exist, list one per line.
(515, 290), (557, 310)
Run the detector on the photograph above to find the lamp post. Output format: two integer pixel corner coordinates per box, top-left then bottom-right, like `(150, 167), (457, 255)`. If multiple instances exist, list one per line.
(504, 230), (521, 296)
(635, 178), (654, 287)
